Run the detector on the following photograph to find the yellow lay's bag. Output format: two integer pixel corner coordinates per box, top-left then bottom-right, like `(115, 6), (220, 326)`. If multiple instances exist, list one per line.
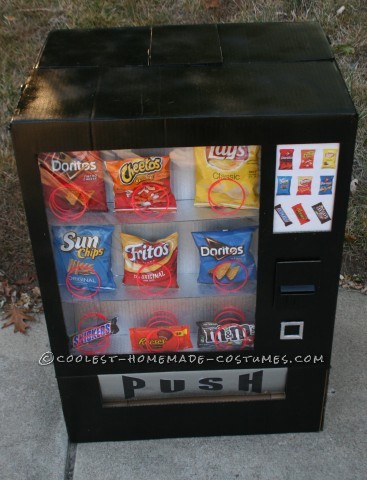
(194, 146), (261, 209)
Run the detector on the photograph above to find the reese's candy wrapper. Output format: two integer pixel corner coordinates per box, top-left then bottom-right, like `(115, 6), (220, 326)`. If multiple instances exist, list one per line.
(129, 325), (192, 352)
(279, 149), (294, 170)
(274, 204), (292, 226)
(296, 176), (312, 195)
(300, 149), (315, 169)
(191, 227), (256, 285)
(121, 232), (178, 288)
(319, 176), (334, 195)
(322, 149), (338, 169)
(197, 321), (255, 350)
(312, 202), (331, 224)
(38, 151), (107, 214)
(292, 203), (310, 225)
(105, 156), (176, 212)
(52, 225), (116, 292)
(276, 176), (292, 195)
(194, 146), (260, 209)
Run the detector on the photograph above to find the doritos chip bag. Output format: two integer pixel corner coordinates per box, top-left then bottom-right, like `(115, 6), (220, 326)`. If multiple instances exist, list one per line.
(194, 146), (260, 209)
(38, 151), (108, 217)
(120, 232), (178, 288)
(192, 227), (257, 285)
(52, 225), (115, 293)
(105, 156), (176, 212)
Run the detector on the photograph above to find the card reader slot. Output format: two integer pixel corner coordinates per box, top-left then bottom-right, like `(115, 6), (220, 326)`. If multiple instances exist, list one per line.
(280, 284), (316, 295)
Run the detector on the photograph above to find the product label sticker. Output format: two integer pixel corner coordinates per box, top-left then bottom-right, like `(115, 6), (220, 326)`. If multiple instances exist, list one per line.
(273, 143), (339, 233)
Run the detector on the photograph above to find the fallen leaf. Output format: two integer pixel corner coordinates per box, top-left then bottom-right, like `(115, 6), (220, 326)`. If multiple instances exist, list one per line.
(2, 303), (36, 333)
(0, 280), (13, 297)
(15, 275), (35, 286)
(204, 0), (220, 8)
(344, 233), (357, 243)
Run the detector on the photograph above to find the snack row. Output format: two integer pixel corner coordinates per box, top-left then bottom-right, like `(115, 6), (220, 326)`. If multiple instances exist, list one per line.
(276, 175), (334, 196)
(70, 309), (255, 354)
(275, 201), (330, 227)
(38, 146), (261, 220)
(52, 225), (257, 295)
(278, 148), (338, 170)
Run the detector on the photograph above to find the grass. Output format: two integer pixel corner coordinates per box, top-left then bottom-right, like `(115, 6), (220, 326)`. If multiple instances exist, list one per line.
(0, 0), (366, 281)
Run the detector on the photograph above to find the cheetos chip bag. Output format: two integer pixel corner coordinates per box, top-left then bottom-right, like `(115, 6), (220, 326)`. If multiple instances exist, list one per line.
(105, 155), (176, 212)
(120, 232), (178, 288)
(194, 146), (260, 209)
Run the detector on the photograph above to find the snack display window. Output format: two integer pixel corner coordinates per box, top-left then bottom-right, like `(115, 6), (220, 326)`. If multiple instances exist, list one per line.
(39, 146), (260, 357)
(11, 23), (357, 441)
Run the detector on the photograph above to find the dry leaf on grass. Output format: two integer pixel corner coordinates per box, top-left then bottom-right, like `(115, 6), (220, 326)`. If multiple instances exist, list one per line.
(2, 303), (36, 333)
(0, 280), (13, 297)
(204, 0), (220, 8)
(15, 275), (35, 286)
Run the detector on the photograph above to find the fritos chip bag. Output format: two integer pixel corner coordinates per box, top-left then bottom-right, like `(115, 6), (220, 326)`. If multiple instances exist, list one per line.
(52, 225), (115, 292)
(38, 151), (107, 215)
(120, 232), (178, 288)
(194, 146), (260, 209)
(192, 227), (257, 285)
(105, 155), (176, 212)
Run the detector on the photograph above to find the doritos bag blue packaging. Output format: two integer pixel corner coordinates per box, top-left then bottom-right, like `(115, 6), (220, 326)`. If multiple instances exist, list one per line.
(192, 227), (257, 285)
(52, 225), (115, 292)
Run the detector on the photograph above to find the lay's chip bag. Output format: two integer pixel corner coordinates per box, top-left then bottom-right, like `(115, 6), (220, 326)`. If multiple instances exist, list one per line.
(120, 232), (178, 288)
(105, 155), (176, 212)
(192, 227), (257, 285)
(194, 146), (260, 209)
(52, 225), (115, 292)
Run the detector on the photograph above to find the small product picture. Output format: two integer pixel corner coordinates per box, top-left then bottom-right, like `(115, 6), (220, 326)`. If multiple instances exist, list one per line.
(38, 151), (108, 219)
(319, 176), (334, 195)
(120, 232), (179, 289)
(52, 225), (116, 294)
(278, 149), (294, 170)
(192, 227), (257, 286)
(105, 155), (176, 212)
(194, 145), (260, 209)
(299, 149), (315, 169)
(292, 203), (310, 225)
(296, 176), (312, 195)
(322, 149), (337, 169)
(276, 176), (292, 195)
